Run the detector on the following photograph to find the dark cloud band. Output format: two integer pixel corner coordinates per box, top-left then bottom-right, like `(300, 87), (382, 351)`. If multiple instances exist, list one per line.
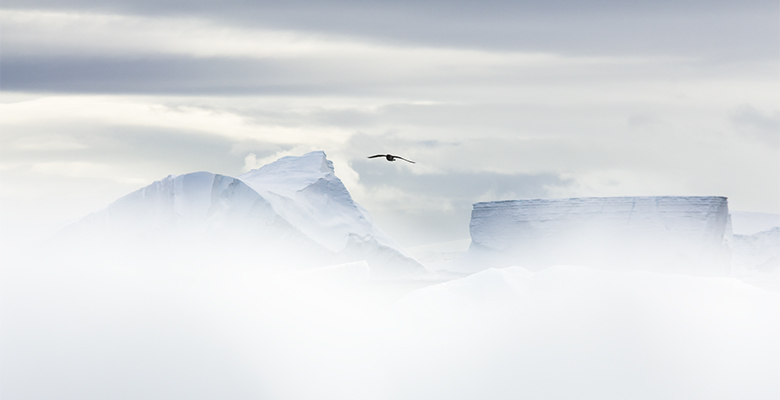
(3, 0), (778, 59)
(0, 56), (346, 95)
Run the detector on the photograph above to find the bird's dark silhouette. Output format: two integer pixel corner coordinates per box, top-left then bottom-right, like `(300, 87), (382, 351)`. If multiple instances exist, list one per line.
(368, 154), (415, 163)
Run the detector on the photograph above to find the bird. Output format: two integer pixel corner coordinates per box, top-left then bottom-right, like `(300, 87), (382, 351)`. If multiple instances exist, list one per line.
(367, 154), (415, 163)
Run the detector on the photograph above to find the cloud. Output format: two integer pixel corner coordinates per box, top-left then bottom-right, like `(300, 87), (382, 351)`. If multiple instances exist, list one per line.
(0, 10), (367, 59)
(731, 105), (780, 147)
(346, 154), (573, 244)
(3, 87), (778, 246)
(2, 40), (692, 97)
(353, 159), (571, 200)
(1, 123), (240, 173)
(1, 0), (778, 241)
(3, 9), (775, 99)
(1, 56), (301, 95)
(3, 1), (777, 59)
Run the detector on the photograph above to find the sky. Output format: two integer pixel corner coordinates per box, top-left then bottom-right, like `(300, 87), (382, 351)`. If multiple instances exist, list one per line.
(1, 0), (779, 246)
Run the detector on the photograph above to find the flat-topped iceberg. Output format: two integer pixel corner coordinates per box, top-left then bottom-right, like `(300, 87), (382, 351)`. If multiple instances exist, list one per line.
(459, 196), (732, 275)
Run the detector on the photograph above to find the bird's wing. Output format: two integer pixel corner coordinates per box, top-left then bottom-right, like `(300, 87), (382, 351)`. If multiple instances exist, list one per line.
(367, 154), (386, 159)
(396, 157), (416, 164)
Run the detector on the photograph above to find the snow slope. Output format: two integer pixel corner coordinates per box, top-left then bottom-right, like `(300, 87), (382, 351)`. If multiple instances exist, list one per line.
(63, 172), (294, 239)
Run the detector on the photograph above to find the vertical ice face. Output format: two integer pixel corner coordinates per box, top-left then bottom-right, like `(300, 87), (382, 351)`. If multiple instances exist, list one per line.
(465, 196), (731, 274)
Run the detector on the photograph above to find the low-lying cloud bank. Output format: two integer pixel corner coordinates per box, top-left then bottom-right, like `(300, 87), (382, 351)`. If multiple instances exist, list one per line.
(3, 251), (778, 399)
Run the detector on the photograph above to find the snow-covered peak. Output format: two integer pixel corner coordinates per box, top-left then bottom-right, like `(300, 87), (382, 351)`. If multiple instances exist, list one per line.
(67, 171), (288, 240)
(238, 151), (335, 197)
(237, 151), (406, 256)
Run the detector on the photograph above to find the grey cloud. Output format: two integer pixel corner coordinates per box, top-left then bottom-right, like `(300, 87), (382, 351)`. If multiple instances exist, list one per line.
(0, 56), (351, 95)
(345, 130), (573, 203)
(0, 123), (261, 176)
(353, 159), (571, 199)
(0, 55), (533, 96)
(3, 0), (777, 59)
(628, 115), (659, 129)
(731, 105), (780, 147)
(240, 107), (380, 131)
(341, 132), (575, 245)
(1, 50), (771, 95)
(349, 158), (572, 244)
(241, 103), (538, 133)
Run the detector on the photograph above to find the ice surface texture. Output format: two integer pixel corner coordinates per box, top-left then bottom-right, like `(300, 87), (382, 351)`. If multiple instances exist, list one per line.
(464, 196), (731, 274)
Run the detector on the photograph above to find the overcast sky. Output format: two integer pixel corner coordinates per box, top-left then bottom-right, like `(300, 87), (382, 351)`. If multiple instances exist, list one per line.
(1, 0), (778, 246)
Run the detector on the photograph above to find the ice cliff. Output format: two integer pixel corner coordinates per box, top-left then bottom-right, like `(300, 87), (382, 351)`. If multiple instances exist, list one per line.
(61, 151), (425, 277)
(460, 196), (732, 275)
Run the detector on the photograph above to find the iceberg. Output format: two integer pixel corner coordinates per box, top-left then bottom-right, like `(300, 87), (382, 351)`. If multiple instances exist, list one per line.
(238, 152), (408, 254)
(731, 227), (780, 291)
(59, 151), (425, 277)
(237, 151), (424, 276)
(458, 196), (732, 275)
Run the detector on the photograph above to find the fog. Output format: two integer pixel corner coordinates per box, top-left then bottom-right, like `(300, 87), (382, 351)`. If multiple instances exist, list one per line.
(2, 155), (779, 399)
(2, 225), (779, 399)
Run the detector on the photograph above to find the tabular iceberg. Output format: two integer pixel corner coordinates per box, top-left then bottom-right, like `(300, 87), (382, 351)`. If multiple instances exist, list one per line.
(459, 196), (732, 275)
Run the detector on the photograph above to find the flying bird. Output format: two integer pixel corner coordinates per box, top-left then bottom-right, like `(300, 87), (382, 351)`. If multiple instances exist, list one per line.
(368, 154), (415, 163)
